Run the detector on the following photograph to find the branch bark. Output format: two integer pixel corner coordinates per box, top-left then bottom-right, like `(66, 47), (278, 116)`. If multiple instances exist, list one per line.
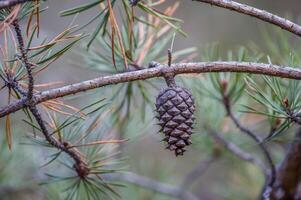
(193, 0), (301, 37)
(270, 129), (301, 200)
(1, 61), (301, 118)
(12, 20), (34, 101)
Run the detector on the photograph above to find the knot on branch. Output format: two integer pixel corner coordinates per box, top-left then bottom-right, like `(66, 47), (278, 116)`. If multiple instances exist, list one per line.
(148, 61), (177, 87)
(74, 162), (90, 179)
(148, 61), (161, 68)
(4, 74), (16, 89)
(63, 141), (90, 178)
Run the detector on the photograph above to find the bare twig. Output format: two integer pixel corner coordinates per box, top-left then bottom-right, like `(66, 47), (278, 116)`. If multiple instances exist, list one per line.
(193, 0), (301, 37)
(0, 0), (34, 9)
(2, 61), (301, 118)
(105, 172), (199, 200)
(12, 21), (34, 101)
(168, 49), (172, 67)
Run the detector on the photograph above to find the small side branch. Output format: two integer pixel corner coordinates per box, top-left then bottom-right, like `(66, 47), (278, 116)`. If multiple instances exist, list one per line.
(193, 0), (301, 37)
(210, 130), (269, 175)
(12, 21), (34, 101)
(12, 20), (89, 178)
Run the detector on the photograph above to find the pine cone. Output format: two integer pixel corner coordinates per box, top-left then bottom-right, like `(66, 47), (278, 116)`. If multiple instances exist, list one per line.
(155, 86), (195, 156)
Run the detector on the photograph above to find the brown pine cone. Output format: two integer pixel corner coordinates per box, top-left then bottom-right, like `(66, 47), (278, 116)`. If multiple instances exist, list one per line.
(155, 86), (195, 156)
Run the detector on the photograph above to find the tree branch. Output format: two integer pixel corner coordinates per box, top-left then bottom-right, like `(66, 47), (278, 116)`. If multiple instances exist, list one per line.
(1, 61), (301, 118)
(0, 0), (34, 9)
(270, 128), (301, 200)
(12, 21), (34, 101)
(11, 20), (89, 178)
(105, 172), (199, 200)
(193, 0), (301, 37)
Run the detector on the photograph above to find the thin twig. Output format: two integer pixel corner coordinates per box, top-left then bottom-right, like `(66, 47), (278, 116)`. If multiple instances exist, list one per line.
(12, 21), (34, 101)
(2, 61), (301, 118)
(168, 49), (172, 67)
(105, 172), (200, 200)
(12, 20), (89, 178)
(193, 0), (301, 37)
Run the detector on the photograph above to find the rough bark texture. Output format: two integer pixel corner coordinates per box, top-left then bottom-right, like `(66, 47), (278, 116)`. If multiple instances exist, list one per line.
(2, 61), (301, 118)
(270, 129), (301, 200)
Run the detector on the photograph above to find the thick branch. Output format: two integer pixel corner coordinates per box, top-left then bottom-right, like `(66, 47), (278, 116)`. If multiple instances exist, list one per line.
(0, 0), (34, 9)
(106, 172), (199, 200)
(1, 61), (301, 118)
(270, 129), (301, 200)
(194, 0), (301, 37)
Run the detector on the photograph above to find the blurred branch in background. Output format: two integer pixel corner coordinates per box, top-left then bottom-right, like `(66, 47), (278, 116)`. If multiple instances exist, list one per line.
(106, 172), (199, 200)
(194, 0), (301, 37)
(210, 130), (269, 175)
(0, 0), (34, 9)
(0, 186), (45, 200)
(222, 84), (276, 199)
